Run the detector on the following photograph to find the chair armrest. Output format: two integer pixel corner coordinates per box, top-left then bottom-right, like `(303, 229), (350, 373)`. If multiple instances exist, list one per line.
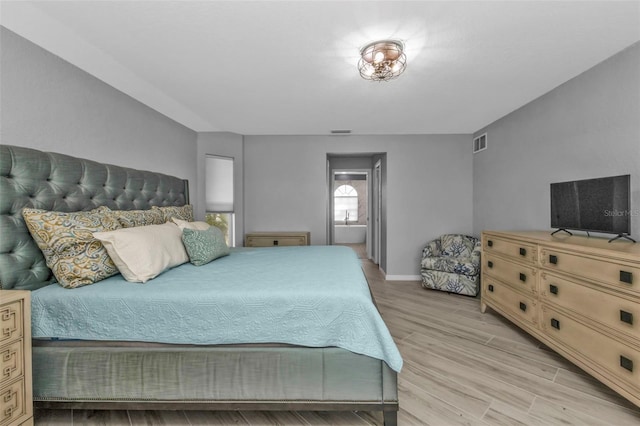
(470, 240), (481, 266)
(422, 239), (441, 258)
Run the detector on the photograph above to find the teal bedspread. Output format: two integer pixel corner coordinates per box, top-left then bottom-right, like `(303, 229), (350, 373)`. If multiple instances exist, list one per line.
(31, 245), (403, 372)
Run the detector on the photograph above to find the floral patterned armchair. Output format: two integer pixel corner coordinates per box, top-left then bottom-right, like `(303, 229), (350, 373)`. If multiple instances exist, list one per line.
(420, 234), (481, 296)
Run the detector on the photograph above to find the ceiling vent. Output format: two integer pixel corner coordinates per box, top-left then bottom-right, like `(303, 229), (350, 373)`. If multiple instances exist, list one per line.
(473, 133), (487, 153)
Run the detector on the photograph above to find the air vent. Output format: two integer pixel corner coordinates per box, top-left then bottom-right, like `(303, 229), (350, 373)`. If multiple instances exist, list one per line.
(331, 129), (352, 135)
(473, 133), (487, 153)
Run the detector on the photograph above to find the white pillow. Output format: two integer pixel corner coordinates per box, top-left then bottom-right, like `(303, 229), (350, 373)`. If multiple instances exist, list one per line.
(93, 222), (188, 283)
(171, 217), (210, 231)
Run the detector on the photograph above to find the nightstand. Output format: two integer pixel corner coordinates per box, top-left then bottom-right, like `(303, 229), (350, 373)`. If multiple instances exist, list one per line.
(0, 290), (33, 426)
(245, 232), (310, 247)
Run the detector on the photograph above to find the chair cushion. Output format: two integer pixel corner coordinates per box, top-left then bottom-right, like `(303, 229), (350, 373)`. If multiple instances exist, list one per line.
(421, 270), (479, 296)
(440, 234), (477, 258)
(421, 256), (479, 276)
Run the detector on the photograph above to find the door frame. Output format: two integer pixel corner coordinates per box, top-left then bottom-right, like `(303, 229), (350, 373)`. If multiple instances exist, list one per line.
(372, 160), (382, 264)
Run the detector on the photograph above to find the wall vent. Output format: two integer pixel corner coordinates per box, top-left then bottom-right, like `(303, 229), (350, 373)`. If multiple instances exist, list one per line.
(473, 133), (487, 153)
(331, 129), (352, 135)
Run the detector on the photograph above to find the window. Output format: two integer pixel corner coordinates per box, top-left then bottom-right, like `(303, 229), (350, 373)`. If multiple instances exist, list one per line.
(334, 184), (358, 222)
(205, 155), (235, 246)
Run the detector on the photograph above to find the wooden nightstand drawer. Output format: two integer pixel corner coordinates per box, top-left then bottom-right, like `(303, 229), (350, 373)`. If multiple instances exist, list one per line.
(483, 253), (537, 296)
(0, 379), (28, 426)
(540, 271), (639, 341)
(0, 301), (23, 345)
(540, 247), (640, 295)
(245, 232), (310, 247)
(541, 305), (640, 395)
(483, 235), (536, 264)
(0, 291), (32, 426)
(0, 341), (24, 388)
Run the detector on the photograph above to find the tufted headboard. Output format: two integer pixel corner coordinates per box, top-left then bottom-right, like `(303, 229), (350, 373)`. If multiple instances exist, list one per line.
(0, 144), (190, 291)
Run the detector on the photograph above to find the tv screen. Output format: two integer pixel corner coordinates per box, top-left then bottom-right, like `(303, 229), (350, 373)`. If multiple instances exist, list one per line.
(550, 175), (631, 235)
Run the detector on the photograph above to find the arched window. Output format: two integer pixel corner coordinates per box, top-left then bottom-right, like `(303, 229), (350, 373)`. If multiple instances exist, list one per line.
(334, 184), (358, 222)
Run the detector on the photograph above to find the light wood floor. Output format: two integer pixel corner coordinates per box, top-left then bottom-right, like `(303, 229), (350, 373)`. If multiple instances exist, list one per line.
(35, 245), (640, 425)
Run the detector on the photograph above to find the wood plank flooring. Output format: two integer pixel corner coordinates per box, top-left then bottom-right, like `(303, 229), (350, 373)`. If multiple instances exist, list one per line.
(35, 245), (640, 425)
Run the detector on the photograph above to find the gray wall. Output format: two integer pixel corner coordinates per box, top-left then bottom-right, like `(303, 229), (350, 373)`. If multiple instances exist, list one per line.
(196, 132), (244, 245)
(244, 135), (473, 277)
(1, 27), (197, 191)
(473, 42), (640, 237)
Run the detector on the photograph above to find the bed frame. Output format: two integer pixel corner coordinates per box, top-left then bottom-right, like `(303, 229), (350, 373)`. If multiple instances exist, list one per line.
(0, 144), (398, 425)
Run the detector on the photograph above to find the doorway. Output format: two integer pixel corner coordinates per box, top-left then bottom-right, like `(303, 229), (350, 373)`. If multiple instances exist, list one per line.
(327, 154), (386, 268)
(333, 169), (369, 257)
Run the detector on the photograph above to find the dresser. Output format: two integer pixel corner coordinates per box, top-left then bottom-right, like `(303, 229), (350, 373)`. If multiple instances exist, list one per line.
(0, 291), (33, 426)
(245, 232), (310, 247)
(481, 231), (640, 407)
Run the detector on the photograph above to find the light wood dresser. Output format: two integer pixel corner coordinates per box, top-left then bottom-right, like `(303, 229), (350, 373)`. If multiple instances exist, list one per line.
(245, 232), (310, 247)
(0, 290), (33, 426)
(481, 230), (640, 407)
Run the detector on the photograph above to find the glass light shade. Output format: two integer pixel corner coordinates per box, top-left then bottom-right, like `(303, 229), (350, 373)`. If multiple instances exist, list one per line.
(358, 40), (407, 82)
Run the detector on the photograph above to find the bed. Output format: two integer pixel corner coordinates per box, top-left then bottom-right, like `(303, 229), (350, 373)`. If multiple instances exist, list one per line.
(0, 144), (400, 425)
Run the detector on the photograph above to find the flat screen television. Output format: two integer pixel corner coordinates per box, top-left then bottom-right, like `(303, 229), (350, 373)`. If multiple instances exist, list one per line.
(550, 174), (632, 241)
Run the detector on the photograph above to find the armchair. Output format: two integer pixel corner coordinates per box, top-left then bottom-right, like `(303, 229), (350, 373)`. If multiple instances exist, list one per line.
(420, 234), (481, 296)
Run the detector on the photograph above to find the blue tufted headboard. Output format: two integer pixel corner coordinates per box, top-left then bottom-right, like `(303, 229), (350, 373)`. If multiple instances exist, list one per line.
(0, 144), (190, 290)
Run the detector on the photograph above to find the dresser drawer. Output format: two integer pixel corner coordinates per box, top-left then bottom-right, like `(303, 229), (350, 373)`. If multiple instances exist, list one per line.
(483, 276), (538, 327)
(0, 340), (24, 388)
(483, 235), (536, 264)
(540, 247), (640, 295)
(0, 301), (23, 346)
(0, 378), (28, 426)
(540, 272), (639, 342)
(245, 232), (310, 247)
(483, 254), (537, 295)
(541, 305), (639, 393)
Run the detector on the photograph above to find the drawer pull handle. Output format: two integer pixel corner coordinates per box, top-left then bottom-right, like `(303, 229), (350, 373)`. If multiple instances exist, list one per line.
(549, 255), (558, 264)
(519, 273), (527, 283)
(488, 284), (494, 292)
(519, 248), (527, 256)
(519, 302), (527, 312)
(549, 284), (558, 295)
(551, 318), (560, 330)
(488, 240), (493, 247)
(620, 310), (634, 325)
(488, 261), (493, 268)
(620, 356), (634, 372)
(620, 270), (633, 284)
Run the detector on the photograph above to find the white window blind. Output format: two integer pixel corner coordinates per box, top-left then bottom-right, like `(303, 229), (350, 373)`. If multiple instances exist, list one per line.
(205, 155), (234, 212)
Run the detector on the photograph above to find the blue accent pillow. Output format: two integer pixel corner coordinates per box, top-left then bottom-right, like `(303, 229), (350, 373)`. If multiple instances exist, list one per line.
(181, 227), (230, 266)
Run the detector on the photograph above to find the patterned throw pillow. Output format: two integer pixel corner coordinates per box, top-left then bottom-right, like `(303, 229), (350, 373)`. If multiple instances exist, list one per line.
(111, 208), (164, 228)
(181, 227), (230, 266)
(22, 206), (121, 288)
(152, 204), (194, 222)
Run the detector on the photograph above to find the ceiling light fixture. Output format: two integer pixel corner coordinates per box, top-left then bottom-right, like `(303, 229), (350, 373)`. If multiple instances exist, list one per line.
(358, 40), (407, 82)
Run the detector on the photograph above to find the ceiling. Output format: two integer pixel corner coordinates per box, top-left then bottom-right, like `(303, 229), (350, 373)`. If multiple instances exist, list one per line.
(2, 1), (639, 135)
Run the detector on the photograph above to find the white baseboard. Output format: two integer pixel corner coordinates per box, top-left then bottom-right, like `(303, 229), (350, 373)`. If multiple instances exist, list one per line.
(385, 274), (421, 281)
